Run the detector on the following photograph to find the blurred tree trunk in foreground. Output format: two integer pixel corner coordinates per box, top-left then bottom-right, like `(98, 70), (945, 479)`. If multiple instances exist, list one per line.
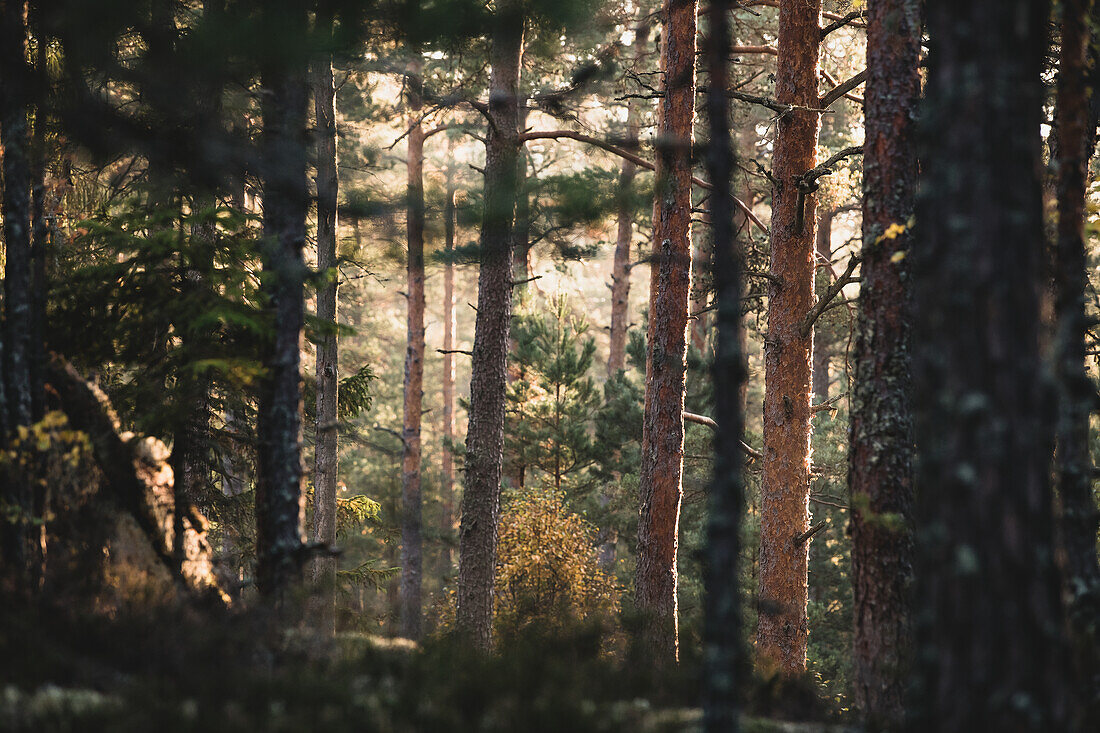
(912, 0), (1069, 728)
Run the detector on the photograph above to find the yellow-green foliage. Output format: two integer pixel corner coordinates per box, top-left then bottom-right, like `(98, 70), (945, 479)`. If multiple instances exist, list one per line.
(494, 490), (619, 635)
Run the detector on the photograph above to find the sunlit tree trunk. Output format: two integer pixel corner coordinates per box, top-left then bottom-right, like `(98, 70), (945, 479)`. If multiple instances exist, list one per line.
(849, 1), (920, 727)
(310, 2), (339, 634)
(441, 153), (457, 573)
(400, 62), (426, 641)
(756, 0), (821, 675)
(255, 0), (308, 603)
(911, 0), (1069, 728)
(635, 0), (696, 664)
(457, 3), (524, 651)
(702, 1), (746, 729)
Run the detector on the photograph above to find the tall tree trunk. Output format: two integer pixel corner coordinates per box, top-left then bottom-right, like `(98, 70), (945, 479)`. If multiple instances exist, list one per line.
(310, 4), (339, 634)
(702, 0), (745, 729)
(849, 0), (920, 726)
(441, 153), (457, 572)
(756, 0), (821, 675)
(255, 1), (308, 603)
(690, 230), (709, 353)
(456, 4), (524, 651)
(635, 0), (697, 663)
(811, 208), (832, 404)
(0, 0), (37, 579)
(911, 0), (1068, 729)
(1053, 0), (1100, 723)
(606, 22), (649, 378)
(400, 63), (426, 641)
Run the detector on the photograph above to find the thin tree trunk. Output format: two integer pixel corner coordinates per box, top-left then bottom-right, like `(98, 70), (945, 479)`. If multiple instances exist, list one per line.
(606, 22), (648, 378)
(400, 63), (426, 641)
(310, 5), (339, 634)
(635, 0), (697, 664)
(441, 153), (457, 572)
(1053, 0), (1100, 723)
(756, 0), (821, 675)
(811, 208), (832, 404)
(0, 0), (37, 579)
(702, 0), (745, 729)
(911, 0), (1068, 729)
(849, 0), (920, 727)
(690, 230), (708, 353)
(456, 3), (524, 651)
(255, 1), (308, 603)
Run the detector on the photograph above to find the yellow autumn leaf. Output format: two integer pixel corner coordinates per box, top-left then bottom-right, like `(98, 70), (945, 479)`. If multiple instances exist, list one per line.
(877, 222), (908, 244)
(891, 250), (908, 263)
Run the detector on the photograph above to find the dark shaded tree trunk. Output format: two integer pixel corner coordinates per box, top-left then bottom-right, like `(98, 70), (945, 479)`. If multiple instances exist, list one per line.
(756, 0), (821, 675)
(310, 4), (339, 634)
(400, 64), (426, 641)
(1053, 0), (1100, 723)
(911, 1), (1069, 729)
(255, 1), (308, 602)
(702, 1), (746, 729)
(456, 4), (524, 651)
(849, 0), (920, 727)
(441, 153), (457, 572)
(811, 208), (832, 403)
(635, 0), (697, 664)
(0, 0), (38, 579)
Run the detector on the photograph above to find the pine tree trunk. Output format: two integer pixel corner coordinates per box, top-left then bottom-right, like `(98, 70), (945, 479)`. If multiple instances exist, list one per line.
(911, 1), (1068, 728)
(606, 23), (648, 377)
(849, 1), (920, 726)
(690, 230), (708, 353)
(635, 0), (697, 663)
(702, 1), (745, 729)
(255, 2), (308, 602)
(0, 0), (38, 579)
(756, 0), (821, 675)
(811, 208), (832, 404)
(456, 4), (524, 651)
(441, 154), (457, 573)
(400, 64), (426, 641)
(310, 8), (339, 634)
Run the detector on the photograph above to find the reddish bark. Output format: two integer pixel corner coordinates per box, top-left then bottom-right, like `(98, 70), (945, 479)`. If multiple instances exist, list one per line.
(635, 0), (697, 663)
(756, 0), (821, 675)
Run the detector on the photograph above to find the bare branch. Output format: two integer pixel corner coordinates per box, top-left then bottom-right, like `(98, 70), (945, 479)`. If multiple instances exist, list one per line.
(819, 69), (867, 108)
(799, 253), (861, 337)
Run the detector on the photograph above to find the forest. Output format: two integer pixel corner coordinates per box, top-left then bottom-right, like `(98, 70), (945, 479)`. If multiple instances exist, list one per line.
(0, 0), (1097, 731)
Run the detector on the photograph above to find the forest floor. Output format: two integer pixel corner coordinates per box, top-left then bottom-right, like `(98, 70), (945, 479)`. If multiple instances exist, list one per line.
(0, 601), (852, 732)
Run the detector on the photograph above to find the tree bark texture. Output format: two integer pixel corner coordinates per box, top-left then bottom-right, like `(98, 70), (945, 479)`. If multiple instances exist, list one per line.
(255, 3), (308, 602)
(911, 1), (1069, 729)
(441, 154), (457, 572)
(849, 0), (920, 727)
(635, 0), (697, 664)
(456, 5), (524, 651)
(310, 16), (339, 634)
(756, 0), (821, 675)
(702, 1), (746, 729)
(811, 208), (832, 403)
(400, 65), (426, 641)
